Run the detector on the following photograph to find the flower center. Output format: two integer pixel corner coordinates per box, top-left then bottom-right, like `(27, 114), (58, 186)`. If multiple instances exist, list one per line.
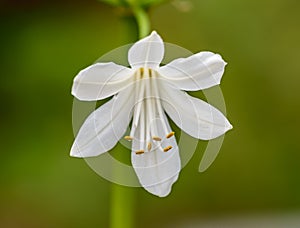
(124, 67), (174, 155)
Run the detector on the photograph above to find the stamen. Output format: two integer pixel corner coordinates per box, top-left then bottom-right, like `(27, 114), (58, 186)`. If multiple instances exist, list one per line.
(147, 142), (152, 151)
(166, 132), (175, 139)
(152, 136), (162, 141)
(135, 150), (145, 155)
(124, 136), (133, 141)
(131, 69), (145, 132)
(163, 146), (172, 152)
(145, 69), (152, 152)
(151, 70), (169, 135)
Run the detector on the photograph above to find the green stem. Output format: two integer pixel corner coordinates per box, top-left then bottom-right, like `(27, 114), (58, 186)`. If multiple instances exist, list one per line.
(110, 183), (135, 228)
(131, 5), (150, 39)
(110, 144), (136, 228)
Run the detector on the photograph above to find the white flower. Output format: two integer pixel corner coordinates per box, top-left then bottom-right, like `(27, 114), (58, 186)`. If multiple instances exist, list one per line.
(70, 31), (232, 197)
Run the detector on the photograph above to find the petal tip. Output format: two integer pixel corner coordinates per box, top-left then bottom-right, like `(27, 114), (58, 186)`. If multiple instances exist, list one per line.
(225, 117), (233, 130)
(146, 184), (172, 198)
(150, 31), (162, 42)
(70, 143), (83, 158)
(128, 30), (164, 69)
(222, 117), (233, 133)
(144, 174), (179, 197)
(71, 87), (78, 98)
(157, 189), (172, 198)
(148, 30), (162, 42)
(70, 150), (81, 158)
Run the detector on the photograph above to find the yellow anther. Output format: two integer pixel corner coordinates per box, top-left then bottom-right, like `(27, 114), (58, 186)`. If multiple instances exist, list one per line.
(147, 142), (152, 151)
(163, 146), (172, 152)
(135, 150), (145, 155)
(152, 136), (162, 141)
(140, 67), (144, 77)
(166, 132), (175, 139)
(124, 136), (133, 141)
(148, 68), (152, 77)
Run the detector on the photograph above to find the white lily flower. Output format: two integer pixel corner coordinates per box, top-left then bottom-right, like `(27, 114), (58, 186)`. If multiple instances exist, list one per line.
(71, 31), (232, 197)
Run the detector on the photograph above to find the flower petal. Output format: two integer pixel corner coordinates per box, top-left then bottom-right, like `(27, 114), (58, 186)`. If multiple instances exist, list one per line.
(131, 112), (180, 197)
(70, 87), (134, 157)
(72, 62), (133, 101)
(128, 31), (164, 69)
(158, 52), (227, 91)
(161, 83), (232, 140)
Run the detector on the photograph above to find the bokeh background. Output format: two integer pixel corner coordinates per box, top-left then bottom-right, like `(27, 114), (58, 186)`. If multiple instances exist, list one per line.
(1, 0), (300, 227)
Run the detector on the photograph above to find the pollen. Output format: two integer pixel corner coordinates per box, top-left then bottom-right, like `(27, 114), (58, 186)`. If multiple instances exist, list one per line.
(124, 136), (133, 141)
(152, 136), (162, 141)
(166, 132), (175, 139)
(147, 142), (152, 151)
(135, 150), (145, 155)
(163, 146), (172, 152)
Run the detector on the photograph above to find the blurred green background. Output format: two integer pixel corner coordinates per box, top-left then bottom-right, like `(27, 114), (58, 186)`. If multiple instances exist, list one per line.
(1, 0), (300, 227)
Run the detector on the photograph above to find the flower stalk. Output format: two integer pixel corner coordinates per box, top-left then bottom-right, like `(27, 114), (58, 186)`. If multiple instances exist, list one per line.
(110, 166), (136, 228)
(131, 4), (150, 38)
(111, 185), (135, 228)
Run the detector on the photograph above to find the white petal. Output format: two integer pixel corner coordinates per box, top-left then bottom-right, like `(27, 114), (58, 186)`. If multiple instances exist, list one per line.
(161, 84), (232, 140)
(128, 31), (164, 69)
(131, 113), (180, 197)
(72, 62), (133, 101)
(158, 52), (227, 91)
(70, 88), (134, 157)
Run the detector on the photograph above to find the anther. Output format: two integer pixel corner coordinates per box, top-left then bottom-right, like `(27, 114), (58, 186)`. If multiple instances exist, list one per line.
(140, 67), (144, 77)
(124, 136), (133, 141)
(152, 136), (162, 141)
(148, 69), (152, 77)
(166, 132), (175, 139)
(147, 142), (152, 151)
(135, 150), (145, 155)
(163, 146), (172, 152)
